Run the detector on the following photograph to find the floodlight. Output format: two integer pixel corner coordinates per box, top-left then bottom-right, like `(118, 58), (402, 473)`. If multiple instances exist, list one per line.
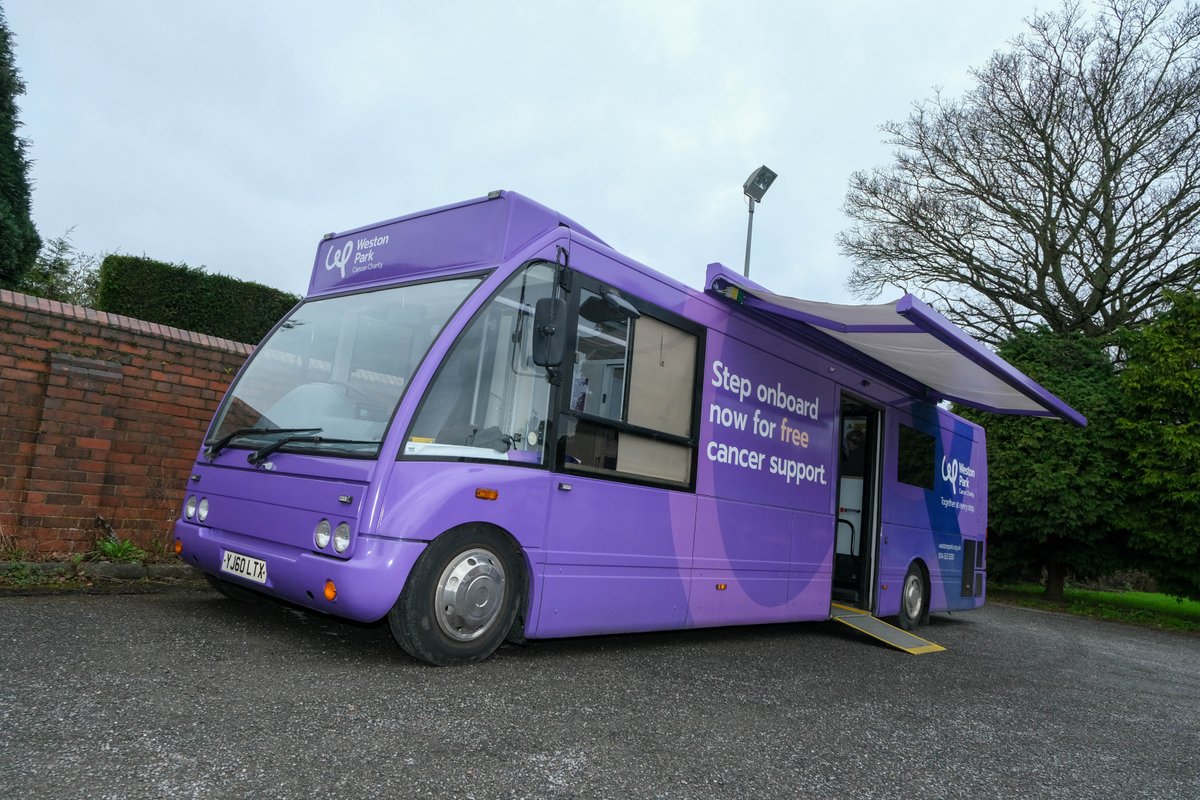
(742, 165), (778, 277)
(742, 165), (777, 202)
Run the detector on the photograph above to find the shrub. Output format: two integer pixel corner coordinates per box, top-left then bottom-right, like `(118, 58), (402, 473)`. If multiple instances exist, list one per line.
(95, 255), (299, 344)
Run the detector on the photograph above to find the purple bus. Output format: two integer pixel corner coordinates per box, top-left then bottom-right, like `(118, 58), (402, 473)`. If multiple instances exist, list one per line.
(173, 191), (1083, 665)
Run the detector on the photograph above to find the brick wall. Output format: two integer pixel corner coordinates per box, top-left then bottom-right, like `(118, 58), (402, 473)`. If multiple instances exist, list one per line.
(0, 289), (253, 557)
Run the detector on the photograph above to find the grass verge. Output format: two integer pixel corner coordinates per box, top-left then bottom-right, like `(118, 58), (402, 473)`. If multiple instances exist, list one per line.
(991, 583), (1200, 633)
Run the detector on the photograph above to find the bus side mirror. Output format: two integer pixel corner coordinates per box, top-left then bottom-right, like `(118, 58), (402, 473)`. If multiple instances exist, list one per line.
(532, 297), (567, 367)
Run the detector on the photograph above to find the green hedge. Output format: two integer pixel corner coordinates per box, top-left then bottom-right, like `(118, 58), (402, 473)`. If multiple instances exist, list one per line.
(95, 255), (299, 344)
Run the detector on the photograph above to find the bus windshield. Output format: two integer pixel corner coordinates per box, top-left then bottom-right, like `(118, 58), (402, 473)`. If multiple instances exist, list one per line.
(207, 275), (484, 458)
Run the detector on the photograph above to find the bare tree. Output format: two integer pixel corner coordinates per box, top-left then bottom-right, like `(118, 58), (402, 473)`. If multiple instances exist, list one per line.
(839, 0), (1200, 343)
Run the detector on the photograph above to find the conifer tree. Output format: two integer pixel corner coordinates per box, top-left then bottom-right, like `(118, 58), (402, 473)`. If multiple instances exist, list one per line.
(0, 3), (39, 288)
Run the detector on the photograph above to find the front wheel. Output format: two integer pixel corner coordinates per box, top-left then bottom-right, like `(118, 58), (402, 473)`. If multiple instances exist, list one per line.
(388, 526), (523, 666)
(896, 562), (928, 631)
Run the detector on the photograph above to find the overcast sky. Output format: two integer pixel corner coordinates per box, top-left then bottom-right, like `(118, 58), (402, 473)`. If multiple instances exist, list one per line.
(9, 1), (1042, 302)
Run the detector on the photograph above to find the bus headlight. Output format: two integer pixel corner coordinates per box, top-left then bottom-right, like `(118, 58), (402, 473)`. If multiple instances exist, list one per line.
(333, 523), (351, 553)
(314, 519), (332, 549)
(185, 496), (197, 519)
(197, 498), (209, 522)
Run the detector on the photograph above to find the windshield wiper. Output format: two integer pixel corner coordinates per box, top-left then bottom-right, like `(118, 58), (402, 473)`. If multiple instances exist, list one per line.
(205, 427), (322, 459)
(247, 435), (377, 465)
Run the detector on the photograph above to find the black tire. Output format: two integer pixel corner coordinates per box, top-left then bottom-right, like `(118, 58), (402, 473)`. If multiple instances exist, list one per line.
(388, 525), (524, 666)
(205, 573), (264, 603)
(896, 562), (928, 631)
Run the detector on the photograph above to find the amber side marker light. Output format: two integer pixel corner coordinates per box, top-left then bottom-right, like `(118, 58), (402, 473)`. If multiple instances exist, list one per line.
(716, 583), (727, 591)
(475, 488), (499, 501)
(173, 539), (183, 555)
(324, 580), (337, 601)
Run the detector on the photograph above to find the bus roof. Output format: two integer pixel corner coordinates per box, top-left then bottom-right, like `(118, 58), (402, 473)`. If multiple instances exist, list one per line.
(308, 191), (606, 296)
(706, 263), (1086, 426)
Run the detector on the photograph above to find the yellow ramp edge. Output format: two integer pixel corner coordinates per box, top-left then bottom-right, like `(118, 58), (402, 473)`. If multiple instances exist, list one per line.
(829, 602), (946, 655)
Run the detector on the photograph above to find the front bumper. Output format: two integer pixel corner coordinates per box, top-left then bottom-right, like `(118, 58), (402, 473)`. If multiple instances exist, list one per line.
(175, 520), (426, 622)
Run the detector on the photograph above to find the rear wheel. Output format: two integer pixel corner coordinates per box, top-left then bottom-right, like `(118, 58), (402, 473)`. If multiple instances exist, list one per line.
(896, 562), (927, 631)
(388, 525), (523, 666)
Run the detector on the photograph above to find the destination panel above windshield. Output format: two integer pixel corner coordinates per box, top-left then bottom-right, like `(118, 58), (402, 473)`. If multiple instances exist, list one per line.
(309, 198), (510, 294)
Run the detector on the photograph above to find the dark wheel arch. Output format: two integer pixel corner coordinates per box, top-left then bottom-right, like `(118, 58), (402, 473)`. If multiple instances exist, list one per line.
(205, 573), (265, 604)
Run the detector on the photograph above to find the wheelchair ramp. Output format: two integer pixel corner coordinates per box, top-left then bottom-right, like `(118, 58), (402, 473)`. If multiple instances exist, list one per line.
(829, 602), (946, 655)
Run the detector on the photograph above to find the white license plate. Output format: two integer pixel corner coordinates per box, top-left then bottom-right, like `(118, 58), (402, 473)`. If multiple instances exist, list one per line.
(220, 550), (267, 584)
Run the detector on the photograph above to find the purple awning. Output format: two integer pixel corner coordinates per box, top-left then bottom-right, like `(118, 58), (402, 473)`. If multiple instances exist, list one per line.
(705, 264), (1086, 426)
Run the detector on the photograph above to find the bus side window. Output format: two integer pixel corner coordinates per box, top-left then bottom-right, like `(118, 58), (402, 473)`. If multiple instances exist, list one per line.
(563, 298), (698, 487)
(627, 315), (696, 436)
(896, 424), (936, 490)
(571, 289), (630, 419)
(404, 262), (558, 464)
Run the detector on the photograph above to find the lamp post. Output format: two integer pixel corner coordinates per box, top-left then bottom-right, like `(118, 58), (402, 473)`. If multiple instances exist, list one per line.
(742, 165), (777, 278)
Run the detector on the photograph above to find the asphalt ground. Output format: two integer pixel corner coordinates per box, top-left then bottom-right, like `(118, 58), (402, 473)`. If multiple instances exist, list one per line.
(0, 590), (1196, 799)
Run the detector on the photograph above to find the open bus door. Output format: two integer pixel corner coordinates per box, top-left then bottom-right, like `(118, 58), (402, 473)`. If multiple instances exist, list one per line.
(829, 395), (949, 654)
(833, 396), (881, 611)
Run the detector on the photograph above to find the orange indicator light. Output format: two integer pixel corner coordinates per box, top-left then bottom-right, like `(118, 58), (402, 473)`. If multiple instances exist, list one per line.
(324, 580), (337, 601)
(475, 488), (499, 501)
(173, 539), (183, 555)
(716, 583), (727, 591)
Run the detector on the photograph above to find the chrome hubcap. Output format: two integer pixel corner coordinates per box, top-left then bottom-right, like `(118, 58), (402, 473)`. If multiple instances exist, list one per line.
(435, 548), (506, 641)
(903, 573), (924, 620)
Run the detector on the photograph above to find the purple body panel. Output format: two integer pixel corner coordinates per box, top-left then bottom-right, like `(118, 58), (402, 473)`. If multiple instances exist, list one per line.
(537, 476), (696, 636)
(688, 500), (833, 627)
(876, 404), (988, 617)
(697, 334), (837, 509)
(174, 191), (1057, 643)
